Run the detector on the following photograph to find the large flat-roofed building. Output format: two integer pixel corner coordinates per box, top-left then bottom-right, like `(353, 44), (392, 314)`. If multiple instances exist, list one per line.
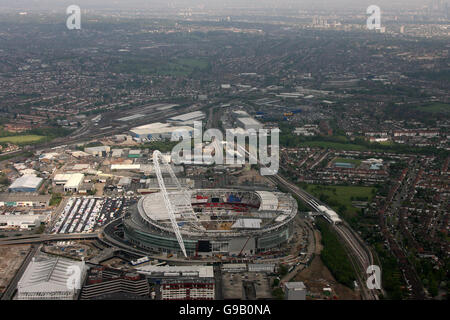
(81, 266), (150, 300)
(53, 173), (85, 193)
(136, 265), (214, 300)
(167, 111), (206, 126)
(284, 282), (306, 300)
(84, 146), (110, 157)
(130, 122), (194, 141)
(8, 175), (43, 193)
(64, 173), (85, 192)
(247, 263), (275, 273)
(53, 174), (73, 186)
(0, 214), (45, 230)
(237, 117), (263, 131)
(0, 193), (51, 207)
(232, 110), (250, 118)
(54, 173), (85, 192)
(17, 253), (87, 300)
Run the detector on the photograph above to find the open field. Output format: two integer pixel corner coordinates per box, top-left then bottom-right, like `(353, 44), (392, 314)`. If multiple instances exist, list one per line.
(0, 135), (45, 144)
(0, 245), (31, 295)
(415, 103), (450, 114)
(304, 184), (377, 218)
(156, 58), (209, 76)
(112, 57), (209, 76)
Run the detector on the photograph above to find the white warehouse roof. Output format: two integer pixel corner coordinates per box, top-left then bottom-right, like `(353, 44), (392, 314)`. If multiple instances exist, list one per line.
(9, 175), (43, 190)
(111, 164), (141, 170)
(64, 173), (85, 189)
(18, 253), (86, 298)
(167, 111), (206, 122)
(130, 122), (194, 136)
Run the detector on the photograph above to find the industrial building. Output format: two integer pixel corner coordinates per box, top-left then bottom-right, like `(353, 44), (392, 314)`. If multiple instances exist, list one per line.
(284, 282), (307, 300)
(247, 263), (276, 273)
(237, 117), (263, 131)
(54, 173), (85, 192)
(80, 266), (150, 300)
(130, 122), (194, 141)
(8, 175), (43, 193)
(0, 214), (45, 230)
(17, 253), (87, 300)
(128, 150), (142, 158)
(167, 111), (206, 126)
(136, 265), (215, 300)
(0, 193), (51, 207)
(111, 149), (123, 158)
(84, 146), (111, 157)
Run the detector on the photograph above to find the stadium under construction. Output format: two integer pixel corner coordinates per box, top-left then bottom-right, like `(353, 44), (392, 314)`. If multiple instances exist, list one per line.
(103, 150), (298, 258)
(122, 189), (298, 257)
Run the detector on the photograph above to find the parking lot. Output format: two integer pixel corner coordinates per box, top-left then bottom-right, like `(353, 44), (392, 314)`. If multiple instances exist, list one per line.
(51, 197), (131, 234)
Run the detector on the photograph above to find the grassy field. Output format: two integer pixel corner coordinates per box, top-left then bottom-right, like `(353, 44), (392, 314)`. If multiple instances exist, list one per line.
(0, 135), (45, 144)
(415, 103), (450, 114)
(304, 184), (377, 219)
(112, 57), (209, 76)
(156, 58), (209, 76)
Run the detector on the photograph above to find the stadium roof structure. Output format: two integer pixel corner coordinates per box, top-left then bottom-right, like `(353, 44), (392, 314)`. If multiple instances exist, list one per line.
(256, 191), (279, 211)
(8, 175), (43, 191)
(231, 218), (262, 229)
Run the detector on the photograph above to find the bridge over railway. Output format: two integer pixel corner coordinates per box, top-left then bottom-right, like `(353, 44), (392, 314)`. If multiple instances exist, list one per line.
(0, 233), (98, 245)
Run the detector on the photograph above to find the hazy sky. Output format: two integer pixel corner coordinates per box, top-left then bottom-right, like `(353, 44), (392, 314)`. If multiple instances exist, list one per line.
(0, 0), (440, 11)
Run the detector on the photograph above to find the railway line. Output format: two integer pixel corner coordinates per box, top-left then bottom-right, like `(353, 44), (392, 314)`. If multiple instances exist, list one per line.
(266, 173), (379, 300)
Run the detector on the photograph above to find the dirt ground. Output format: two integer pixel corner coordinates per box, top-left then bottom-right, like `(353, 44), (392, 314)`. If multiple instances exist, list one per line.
(236, 168), (276, 186)
(0, 245), (31, 294)
(293, 255), (361, 300)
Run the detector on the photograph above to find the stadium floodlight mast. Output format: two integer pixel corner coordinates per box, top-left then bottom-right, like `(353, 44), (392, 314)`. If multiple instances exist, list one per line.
(152, 150), (193, 257)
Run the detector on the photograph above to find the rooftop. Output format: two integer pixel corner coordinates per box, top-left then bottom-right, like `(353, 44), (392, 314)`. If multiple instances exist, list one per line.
(18, 253), (86, 293)
(9, 175), (43, 190)
(167, 111), (205, 122)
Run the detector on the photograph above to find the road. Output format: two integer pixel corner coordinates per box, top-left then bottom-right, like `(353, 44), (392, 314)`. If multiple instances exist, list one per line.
(0, 233), (98, 245)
